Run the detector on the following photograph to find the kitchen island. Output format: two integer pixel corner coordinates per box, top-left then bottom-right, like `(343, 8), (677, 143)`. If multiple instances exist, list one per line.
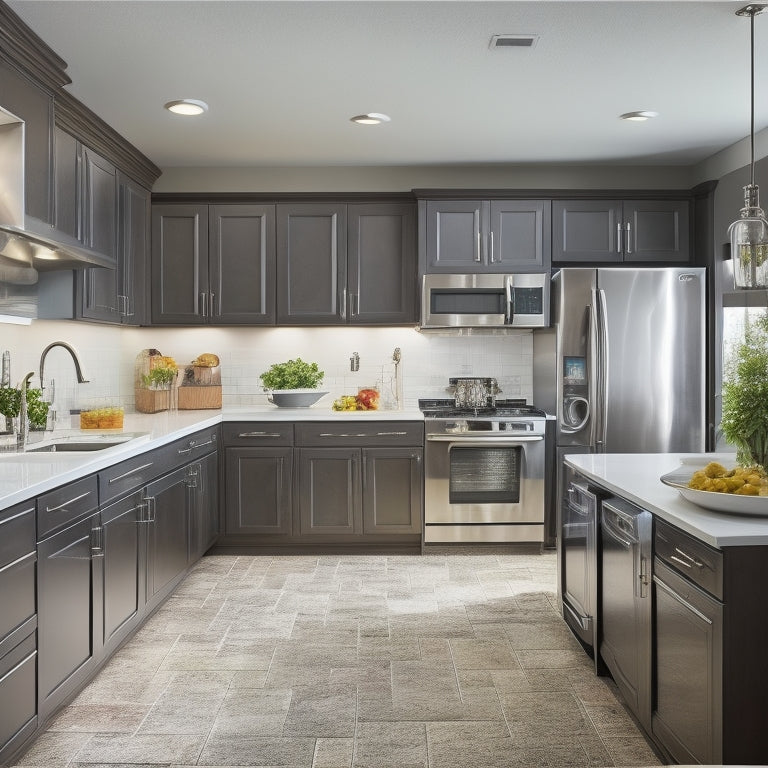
(565, 451), (768, 547)
(562, 451), (768, 766)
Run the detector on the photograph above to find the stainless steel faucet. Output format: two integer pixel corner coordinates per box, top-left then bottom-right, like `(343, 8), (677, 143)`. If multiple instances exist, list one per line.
(39, 341), (89, 388)
(17, 371), (34, 450)
(39, 342), (90, 427)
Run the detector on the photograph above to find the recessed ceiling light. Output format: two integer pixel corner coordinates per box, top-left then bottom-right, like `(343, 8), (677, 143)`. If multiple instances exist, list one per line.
(164, 99), (209, 116)
(350, 113), (391, 125)
(620, 111), (659, 122)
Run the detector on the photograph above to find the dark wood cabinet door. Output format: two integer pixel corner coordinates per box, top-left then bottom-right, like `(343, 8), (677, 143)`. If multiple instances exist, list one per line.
(623, 200), (690, 263)
(117, 174), (150, 324)
(552, 200), (623, 263)
(198, 451), (220, 556)
(362, 448), (423, 534)
(348, 203), (416, 324)
(80, 146), (119, 322)
(209, 204), (276, 324)
(151, 204), (208, 324)
(297, 448), (360, 535)
(37, 512), (101, 718)
(276, 203), (347, 324)
(0, 59), (53, 223)
(145, 466), (190, 608)
(424, 200), (484, 270)
(225, 447), (292, 535)
(100, 491), (145, 656)
(489, 200), (551, 271)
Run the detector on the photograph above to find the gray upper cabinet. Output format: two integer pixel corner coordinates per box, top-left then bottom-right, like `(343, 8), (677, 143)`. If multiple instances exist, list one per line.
(53, 125), (78, 238)
(152, 203), (275, 325)
(348, 203), (416, 324)
(422, 199), (551, 273)
(276, 203), (348, 325)
(79, 147), (119, 322)
(209, 204), (276, 324)
(0, 58), (53, 223)
(552, 199), (690, 263)
(277, 201), (417, 325)
(116, 174), (150, 325)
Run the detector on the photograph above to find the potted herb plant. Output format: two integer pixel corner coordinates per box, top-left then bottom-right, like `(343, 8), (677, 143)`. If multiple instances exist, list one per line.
(0, 385), (50, 433)
(721, 310), (768, 469)
(259, 358), (328, 407)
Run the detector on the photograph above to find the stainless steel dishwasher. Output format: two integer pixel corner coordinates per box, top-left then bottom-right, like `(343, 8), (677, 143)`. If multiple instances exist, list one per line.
(599, 497), (652, 731)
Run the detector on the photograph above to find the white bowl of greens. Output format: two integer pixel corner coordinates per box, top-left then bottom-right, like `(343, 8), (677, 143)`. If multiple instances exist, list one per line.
(260, 358), (327, 408)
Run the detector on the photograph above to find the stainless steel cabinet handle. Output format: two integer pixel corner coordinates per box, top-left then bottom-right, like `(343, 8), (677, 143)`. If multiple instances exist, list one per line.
(135, 502), (150, 524)
(108, 462), (154, 485)
(351, 293), (359, 316)
(91, 525), (105, 558)
(178, 435), (217, 455)
(238, 431), (283, 438)
(45, 490), (92, 513)
(144, 496), (156, 523)
(674, 546), (705, 569)
(0, 550), (35, 575)
(199, 292), (207, 317)
(489, 230), (495, 263)
(376, 431), (407, 436)
(654, 575), (712, 625)
(340, 289), (347, 319)
(616, 221), (622, 253)
(209, 292), (216, 316)
(475, 231), (482, 262)
(625, 221), (632, 254)
(319, 432), (369, 438)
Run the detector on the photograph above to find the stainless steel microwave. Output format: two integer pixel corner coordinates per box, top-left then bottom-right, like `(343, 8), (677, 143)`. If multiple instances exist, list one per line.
(421, 273), (550, 329)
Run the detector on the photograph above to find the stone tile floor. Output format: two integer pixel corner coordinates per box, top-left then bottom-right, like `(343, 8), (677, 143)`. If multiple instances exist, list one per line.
(12, 549), (663, 767)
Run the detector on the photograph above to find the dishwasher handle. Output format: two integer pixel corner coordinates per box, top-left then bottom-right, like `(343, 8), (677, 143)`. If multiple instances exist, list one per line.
(601, 505), (639, 550)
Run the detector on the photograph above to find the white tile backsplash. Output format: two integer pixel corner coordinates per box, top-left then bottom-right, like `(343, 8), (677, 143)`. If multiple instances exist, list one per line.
(0, 320), (535, 417)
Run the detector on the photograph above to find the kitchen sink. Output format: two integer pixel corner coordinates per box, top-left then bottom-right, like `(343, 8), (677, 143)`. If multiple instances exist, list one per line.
(27, 440), (128, 452)
(0, 432), (150, 459)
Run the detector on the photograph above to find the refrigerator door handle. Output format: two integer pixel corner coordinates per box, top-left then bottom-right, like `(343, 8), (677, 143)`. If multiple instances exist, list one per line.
(594, 287), (610, 451)
(587, 295), (599, 448)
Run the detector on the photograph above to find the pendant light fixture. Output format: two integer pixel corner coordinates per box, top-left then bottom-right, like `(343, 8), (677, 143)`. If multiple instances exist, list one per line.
(729, 4), (768, 289)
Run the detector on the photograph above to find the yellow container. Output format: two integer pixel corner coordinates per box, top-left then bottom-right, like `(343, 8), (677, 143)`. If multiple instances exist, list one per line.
(80, 406), (124, 430)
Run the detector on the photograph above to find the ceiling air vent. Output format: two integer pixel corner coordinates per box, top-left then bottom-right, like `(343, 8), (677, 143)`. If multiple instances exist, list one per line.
(489, 34), (539, 49)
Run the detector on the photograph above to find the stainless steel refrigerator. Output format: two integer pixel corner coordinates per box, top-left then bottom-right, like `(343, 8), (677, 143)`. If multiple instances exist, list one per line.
(553, 266), (706, 461)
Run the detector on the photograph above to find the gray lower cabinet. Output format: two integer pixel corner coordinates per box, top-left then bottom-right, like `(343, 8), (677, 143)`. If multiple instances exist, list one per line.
(296, 446), (423, 537)
(189, 450), (220, 561)
(0, 502), (37, 765)
(151, 203), (276, 325)
(144, 464), (193, 611)
(420, 199), (551, 273)
(36, 476), (101, 721)
(276, 202), (417, 325)
(99, 490), (146, 658)
(295, 422), (424, 542)
(297, 447), (360, 535)
(552, 199), (690, 263)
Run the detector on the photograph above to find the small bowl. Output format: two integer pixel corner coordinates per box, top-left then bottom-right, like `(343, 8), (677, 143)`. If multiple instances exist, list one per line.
(266, 389), (329, 408)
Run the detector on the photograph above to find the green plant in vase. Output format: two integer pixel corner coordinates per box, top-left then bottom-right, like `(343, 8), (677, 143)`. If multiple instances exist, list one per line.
(0, 386), (21, 433)
(721, 310), (768, 469)
(141, 365), (178, 389)
(26, 388), (51, 430)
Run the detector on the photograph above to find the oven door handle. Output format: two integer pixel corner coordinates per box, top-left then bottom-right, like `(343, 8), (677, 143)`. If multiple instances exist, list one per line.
(425, 435), (543, 444)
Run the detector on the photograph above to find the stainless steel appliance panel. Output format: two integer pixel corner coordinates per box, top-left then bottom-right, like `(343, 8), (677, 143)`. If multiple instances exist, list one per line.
(598, 268), (705, 453)
(554, 267), (705, 454)
(599, 497), (652, 731)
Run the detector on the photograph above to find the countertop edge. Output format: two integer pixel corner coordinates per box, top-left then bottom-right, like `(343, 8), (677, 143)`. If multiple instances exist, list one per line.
(0, 408), (425, 510)
(564, 453), (768, 549)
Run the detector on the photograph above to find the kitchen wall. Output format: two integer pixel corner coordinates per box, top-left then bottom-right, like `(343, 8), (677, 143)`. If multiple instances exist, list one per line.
(0, 320), (534, 422)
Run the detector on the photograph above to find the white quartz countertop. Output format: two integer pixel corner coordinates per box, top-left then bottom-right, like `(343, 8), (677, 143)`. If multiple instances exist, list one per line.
(565, 452), (768, 548)
(0, 407), (424, 511)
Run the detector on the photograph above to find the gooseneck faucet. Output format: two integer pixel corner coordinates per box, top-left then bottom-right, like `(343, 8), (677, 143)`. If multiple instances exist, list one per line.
(17, 371), (35, 450)
(39, 341), (89, 389)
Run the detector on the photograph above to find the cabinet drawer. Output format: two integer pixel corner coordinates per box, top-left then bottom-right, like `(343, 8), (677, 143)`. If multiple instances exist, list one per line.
(655, 518), (723, 600)
(223, 422), (293, 446)
(37, 475), (98, 539)
(99, 443), (177, 504)
(0, 502), (35, 569)
(0, 632), (36, 755)
(296, 421), (424, 447)
(166, 427), (220, 462)
(0, 551), (36, 649)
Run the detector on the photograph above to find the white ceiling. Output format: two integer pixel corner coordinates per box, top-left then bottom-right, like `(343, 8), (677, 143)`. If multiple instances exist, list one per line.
(6, 0), (768, 171)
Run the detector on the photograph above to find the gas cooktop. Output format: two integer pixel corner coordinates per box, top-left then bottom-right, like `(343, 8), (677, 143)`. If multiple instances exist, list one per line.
(418, 398), (546, 419)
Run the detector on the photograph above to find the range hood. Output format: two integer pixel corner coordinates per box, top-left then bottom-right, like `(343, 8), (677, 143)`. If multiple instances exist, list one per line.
(0, 106), (114, 284)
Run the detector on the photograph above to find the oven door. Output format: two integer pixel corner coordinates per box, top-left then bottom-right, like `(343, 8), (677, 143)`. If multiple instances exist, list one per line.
(424, 435), (544, 525)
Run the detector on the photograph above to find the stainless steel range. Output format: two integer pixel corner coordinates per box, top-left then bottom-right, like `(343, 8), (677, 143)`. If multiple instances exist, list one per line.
(421, 398), (546, 544)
